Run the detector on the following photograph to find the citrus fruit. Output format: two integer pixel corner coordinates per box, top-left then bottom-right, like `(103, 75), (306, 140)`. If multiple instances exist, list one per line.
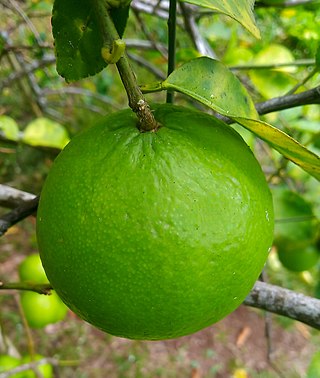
(37, 104), (274, 340)
(0, 355), (22, 377)
(20, 355), (52, 378)
(20, 291), (68, 328)
(307, 351), (320, 378)
(18, 253), (68, 328)
(277, 244), (319, 272)
(272, 186), (320, 272)
(19, 254), (49, 284)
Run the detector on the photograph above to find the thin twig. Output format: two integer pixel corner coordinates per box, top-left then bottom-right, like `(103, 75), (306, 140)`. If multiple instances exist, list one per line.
(0, 54), (56, 90)
(256, 86), (320, 115)
(42, 87), (120, 108)
(0, 196), (39, 237)
(285, 67), (319, 96)
(179, 1), (217, 58)
(132, 8), (168, 59)
(0, 282), (52, 295)
(216, 85), (320, 124)
(230, 59), (315, 71)
(6, 0), (43, 45)
(166, 0), (177, 103)
(127, 52), (166, 80)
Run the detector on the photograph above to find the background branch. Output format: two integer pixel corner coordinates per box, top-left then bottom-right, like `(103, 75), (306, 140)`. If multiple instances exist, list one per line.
(255, 86), (320, 115)
(0, 185), (36, 209)
(216, 85), (320, 124)
(0, 196), (39, 237)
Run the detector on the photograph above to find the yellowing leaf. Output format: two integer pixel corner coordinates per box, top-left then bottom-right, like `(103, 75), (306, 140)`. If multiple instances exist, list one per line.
(181, 0), (260, 38)
(158, 57), (320, 180)
(0, 115), (20, 141)
(22, 118), (70, 149)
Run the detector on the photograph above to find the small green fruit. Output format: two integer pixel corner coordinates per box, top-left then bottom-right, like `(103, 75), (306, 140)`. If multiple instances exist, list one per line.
(0, 355), (22, 378)
(272, 186), (319, 272)
(19, 254), (49, 284)
(277, 244), (319, 272)
(20, 355), (52, 378)
(21, 291), (68, 329)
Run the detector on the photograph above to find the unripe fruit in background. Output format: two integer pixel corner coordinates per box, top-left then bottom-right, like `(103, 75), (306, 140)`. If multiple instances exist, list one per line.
(19, 254), (68, 328)
(272, 187), (320, 272)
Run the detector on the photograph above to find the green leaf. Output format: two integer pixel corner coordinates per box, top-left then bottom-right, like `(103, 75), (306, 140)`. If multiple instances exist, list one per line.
(163, 57), (258, 119)
(0, 115), (20, 141)
(181, 0), (260, 38)
(161, 57), (258, 119)
(52, 0), (105, 81)
(161, 57), (320, 180)
(52, 0), (129, 81)
(110, 5), (130, 38)
(22, 118), (70, 149)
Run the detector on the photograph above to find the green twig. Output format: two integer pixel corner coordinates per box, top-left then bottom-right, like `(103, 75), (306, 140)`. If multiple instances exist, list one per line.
(230, 59), (315, 71)
(0, 281), (52, 295)
(166, 0), (177, 104)
(285, 66), (319, 95)
(93, 0), (159, 132)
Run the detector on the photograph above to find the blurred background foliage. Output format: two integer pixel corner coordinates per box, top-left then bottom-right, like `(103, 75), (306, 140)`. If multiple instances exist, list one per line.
(1, 0), (320, 377)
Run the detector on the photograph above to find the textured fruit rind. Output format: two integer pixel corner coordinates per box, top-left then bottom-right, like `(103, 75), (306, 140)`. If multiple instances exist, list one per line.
(37, 104), (274, 340)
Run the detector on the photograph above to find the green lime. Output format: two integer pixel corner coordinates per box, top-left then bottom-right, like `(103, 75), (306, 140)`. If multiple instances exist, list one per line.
(20, 291), (68, 328)
(0, 355), (23, 377)
(19, 254), (49, 284)
(277, 244), (319, 272)
(37, 104), (274, 340)
(307, 351), (320, 378)
(272, 186), (317, 243)
(20, 355), (52, 378)
(272, 186), (319, 272)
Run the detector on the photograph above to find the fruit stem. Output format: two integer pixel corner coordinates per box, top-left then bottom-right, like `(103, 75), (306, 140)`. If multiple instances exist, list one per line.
(0, 281), (53, 294)
(93, 0), (159, 132)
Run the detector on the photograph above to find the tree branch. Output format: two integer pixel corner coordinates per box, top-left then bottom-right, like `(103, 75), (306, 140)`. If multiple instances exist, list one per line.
(255, 86), (320, 115)
(0, 196), (39, 237)
(179, 1), (217, 58)
(0, 185), (36, 209)
(216, 85), (320, 124)
(0, 54), (55, 91)
(244, 281), (320, 330)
